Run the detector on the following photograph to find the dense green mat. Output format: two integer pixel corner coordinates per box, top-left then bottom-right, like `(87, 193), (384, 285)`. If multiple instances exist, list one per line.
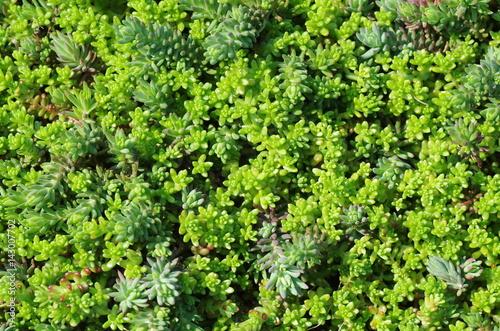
(1, 0), (500, 329)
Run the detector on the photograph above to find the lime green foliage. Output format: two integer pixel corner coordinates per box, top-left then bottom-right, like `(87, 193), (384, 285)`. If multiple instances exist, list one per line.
(1, 0), (500, 329)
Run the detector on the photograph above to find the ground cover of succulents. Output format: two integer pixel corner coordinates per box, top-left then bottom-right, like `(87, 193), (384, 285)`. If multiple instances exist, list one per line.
(1, 0), (500, 329)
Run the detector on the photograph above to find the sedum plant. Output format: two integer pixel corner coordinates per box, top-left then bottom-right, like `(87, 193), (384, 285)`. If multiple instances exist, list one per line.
(426, 256), (483, 296)
(108, 271), (148, 313)
(252, 206), (327, 298)
(50, 31), (102, 81)
(447, 118), (490, 167)
(338, 204), (372, 242)
(373, 152), (413, 189)
(1, 0), (500, 329)
(115, 16), (199, 72)
(141, 257), (182, 306)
